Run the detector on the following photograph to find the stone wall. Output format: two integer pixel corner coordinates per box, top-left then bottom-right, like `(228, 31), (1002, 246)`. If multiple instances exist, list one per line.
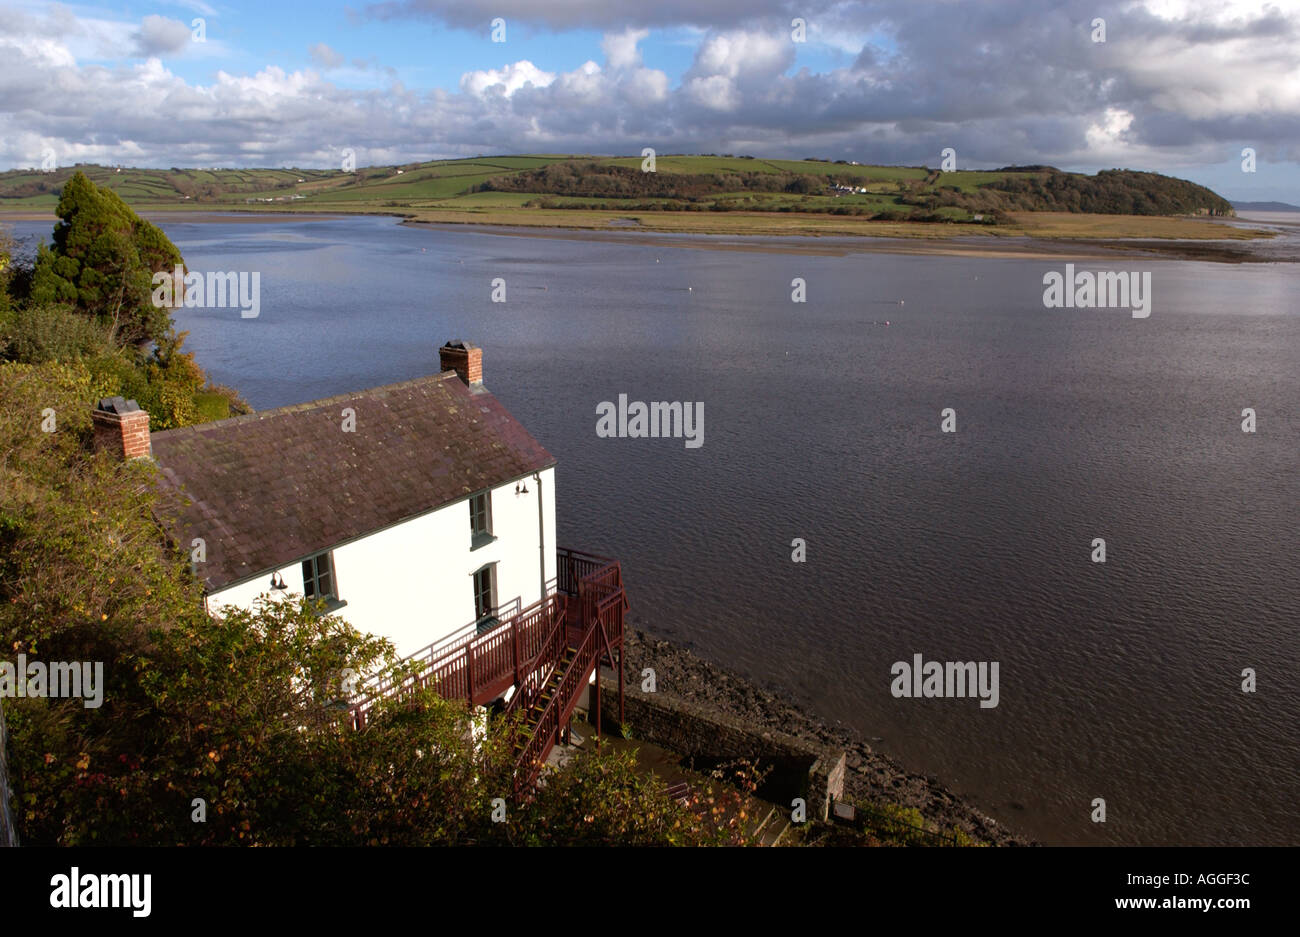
(592, 678), (845, 822)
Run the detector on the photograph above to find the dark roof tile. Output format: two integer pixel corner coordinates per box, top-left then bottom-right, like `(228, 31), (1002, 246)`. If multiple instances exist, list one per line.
(151, 372), (554, 591)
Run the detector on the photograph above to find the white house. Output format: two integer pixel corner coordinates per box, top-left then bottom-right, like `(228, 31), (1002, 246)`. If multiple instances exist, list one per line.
(91, 344), (628, 788)
(94, 342), (559, 658)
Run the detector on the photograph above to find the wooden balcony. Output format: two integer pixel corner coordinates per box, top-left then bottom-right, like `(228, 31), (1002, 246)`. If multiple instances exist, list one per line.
(348, 547), (628, 779)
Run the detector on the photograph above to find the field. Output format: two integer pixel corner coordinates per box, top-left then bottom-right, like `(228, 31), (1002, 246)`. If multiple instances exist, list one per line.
(0, 155), (1269, 242)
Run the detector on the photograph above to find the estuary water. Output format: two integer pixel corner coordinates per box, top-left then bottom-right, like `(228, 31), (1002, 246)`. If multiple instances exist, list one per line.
(8, 213), (1298, 845)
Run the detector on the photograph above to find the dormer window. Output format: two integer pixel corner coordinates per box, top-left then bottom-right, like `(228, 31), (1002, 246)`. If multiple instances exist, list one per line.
(469, 490), (495, 549)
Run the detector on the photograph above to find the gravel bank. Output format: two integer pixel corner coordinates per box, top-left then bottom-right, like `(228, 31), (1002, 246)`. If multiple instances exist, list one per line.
(621, 628), (1033, 846)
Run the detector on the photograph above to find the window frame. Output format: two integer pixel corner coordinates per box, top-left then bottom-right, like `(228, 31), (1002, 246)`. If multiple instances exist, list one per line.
(472, 563), (497, 628)
(302, 551), (339, 601)
(469, 490), (495, 549)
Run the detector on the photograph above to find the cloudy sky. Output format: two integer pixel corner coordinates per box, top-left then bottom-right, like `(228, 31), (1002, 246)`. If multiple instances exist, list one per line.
(1, 0), (1296, 201)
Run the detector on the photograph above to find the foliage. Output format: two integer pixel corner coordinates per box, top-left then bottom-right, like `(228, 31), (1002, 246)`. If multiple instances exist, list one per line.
(929, 168), (1235, 216)
(481, 161), (829, 201)
(0, 308), (246, 430)
(0, 303), (115, 364)
(508, 747), (724, 846)
(27, 171), (182, 346)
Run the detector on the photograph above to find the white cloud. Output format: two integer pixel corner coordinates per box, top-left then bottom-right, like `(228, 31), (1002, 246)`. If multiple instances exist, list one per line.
(459, 60), (556, 97)
(602, 27), (649, 69)
(689, 30), (792, 81)
(1120, 34), (1300, 119)
(1085, 106), (1136, 152)
(625, 67), (671, 103)
(1137, 0), (1270, 24)
(0, 34), (77, 69)
(684, 74), (740, 111)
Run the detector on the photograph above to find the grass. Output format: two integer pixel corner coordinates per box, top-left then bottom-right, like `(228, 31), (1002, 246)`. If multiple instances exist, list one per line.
(384, 206), (1256, 241)
(1006, 212), (1262, 240)
(193, 390), (233, 422)
(595, 155), (781, 174)
(0, 155), (1269, 243)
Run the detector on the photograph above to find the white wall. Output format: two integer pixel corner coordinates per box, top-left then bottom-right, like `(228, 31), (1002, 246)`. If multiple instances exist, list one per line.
(207, 467), (557, 659)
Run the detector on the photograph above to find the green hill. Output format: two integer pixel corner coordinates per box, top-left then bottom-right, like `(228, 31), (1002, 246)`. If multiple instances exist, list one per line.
(1, 155), (1256, 243)
(0, 155), (1234, 220)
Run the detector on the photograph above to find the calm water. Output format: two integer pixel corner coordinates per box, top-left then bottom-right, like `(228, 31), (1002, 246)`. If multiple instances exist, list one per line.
(9, 215), (1299, 845)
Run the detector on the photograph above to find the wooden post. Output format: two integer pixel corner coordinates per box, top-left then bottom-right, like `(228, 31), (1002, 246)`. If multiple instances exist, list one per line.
(512, 618), (520, 685)
(465, 643), (474, 707)
(618, 648), (625, 725)
(594, 658), (601, 746)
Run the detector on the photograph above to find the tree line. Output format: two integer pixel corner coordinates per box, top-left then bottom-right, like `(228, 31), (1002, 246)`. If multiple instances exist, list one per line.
(479, 160), (828, 200)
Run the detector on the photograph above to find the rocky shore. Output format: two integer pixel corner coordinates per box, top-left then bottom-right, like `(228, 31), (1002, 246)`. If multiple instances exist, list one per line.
(620, 628), (1033, 846)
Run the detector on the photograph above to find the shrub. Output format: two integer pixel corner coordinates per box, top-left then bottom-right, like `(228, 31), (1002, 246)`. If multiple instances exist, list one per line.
(0, 304), (114, 364)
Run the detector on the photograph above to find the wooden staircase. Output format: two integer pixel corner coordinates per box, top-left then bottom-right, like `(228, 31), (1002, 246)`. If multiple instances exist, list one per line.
(508, 644), (576, 764)
(348, 548), (627, 798)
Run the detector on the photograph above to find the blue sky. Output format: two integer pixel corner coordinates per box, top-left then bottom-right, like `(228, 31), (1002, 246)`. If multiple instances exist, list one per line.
(0, 0), (1295, 202)
(97, 3), (698, 91)
(91, 1), (874, 97)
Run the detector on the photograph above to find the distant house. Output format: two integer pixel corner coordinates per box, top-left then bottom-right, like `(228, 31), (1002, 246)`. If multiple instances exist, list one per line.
(91, 342), (627, 786)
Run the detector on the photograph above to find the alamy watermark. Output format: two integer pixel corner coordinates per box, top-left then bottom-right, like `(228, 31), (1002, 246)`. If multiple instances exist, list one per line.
(1043, 264), (1151, 318)
(50, 868), (150, 917)
(596, 394), (703, 449)
(0, 655), (104, 708)
(151, 266), (261, 319)
(890, 654), (999, 708)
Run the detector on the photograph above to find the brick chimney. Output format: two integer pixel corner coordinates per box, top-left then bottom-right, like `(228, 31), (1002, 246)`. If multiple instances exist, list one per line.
(439, 340), (482, 386)
(92, 397), (151, 460)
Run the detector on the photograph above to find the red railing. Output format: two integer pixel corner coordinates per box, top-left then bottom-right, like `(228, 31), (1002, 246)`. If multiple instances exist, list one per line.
(512, 610), (605, 796)
(501, 601), (570, 722)
(349, 547), (627, 795)
(557, 547), (617, 596)
(510, 556), (627, 794)
(349, 592), (563, 729)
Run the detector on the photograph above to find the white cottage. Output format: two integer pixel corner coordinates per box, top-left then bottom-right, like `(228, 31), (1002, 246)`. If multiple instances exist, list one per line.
(106, 342), (547, 656)
(92, 342), (628, 788)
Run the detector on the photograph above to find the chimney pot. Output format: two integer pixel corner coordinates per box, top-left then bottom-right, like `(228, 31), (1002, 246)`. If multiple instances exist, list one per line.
(439, 340), (482, 386)
(93, 399), (151, 460)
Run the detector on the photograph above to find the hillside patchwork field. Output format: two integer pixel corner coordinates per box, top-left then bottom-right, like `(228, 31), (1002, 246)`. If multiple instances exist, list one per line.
(0, 155), (1267, 242)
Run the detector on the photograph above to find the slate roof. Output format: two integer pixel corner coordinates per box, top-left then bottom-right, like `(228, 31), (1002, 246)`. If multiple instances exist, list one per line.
(150, 372), (555, 591)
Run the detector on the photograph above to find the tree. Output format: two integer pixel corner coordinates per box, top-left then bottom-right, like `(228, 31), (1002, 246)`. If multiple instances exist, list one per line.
(28, 172), (182, 347)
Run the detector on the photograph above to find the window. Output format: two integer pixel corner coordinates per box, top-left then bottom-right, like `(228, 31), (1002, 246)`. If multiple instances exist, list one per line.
(302, 551), (337, 600)
(473, 564), (496, 626)
(469, 490), (494, 548)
